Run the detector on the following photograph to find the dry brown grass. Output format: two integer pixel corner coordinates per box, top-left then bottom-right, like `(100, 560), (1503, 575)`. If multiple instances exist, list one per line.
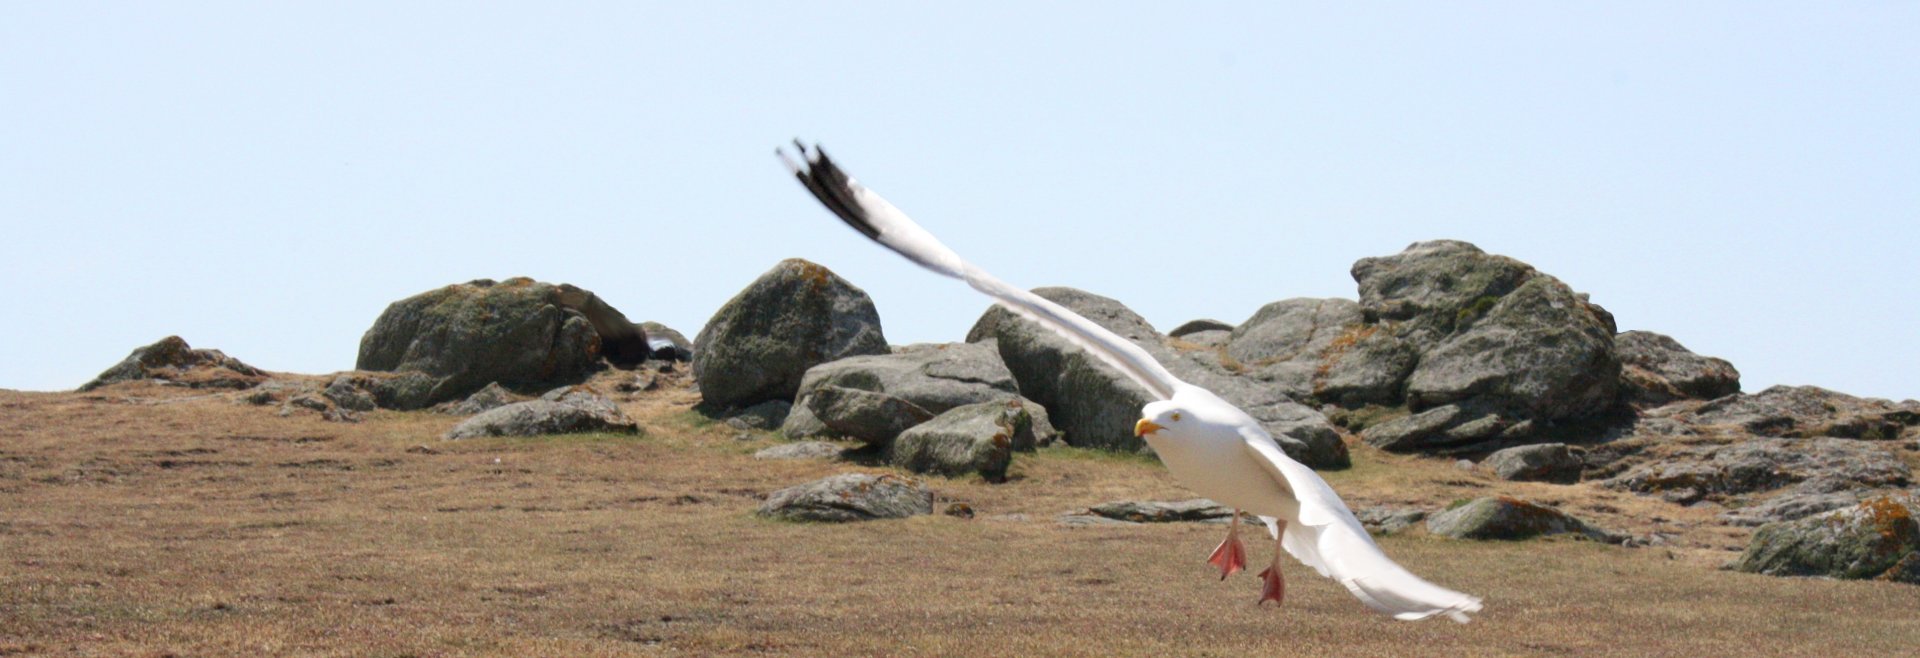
(2, 379), (1917, 656)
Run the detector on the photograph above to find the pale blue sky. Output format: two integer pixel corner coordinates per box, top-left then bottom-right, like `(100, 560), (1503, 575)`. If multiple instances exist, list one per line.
(2, 3), (1915, 400)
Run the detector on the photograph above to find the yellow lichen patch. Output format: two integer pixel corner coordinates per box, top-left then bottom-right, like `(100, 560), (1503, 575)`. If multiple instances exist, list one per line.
(1314, 324), (1379, 381)
(790, 259), (836, 294)
(1858, 496), (1917, 542)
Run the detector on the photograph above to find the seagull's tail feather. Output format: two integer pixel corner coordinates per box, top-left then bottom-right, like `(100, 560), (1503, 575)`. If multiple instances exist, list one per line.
(1281, 520), (1484, 623)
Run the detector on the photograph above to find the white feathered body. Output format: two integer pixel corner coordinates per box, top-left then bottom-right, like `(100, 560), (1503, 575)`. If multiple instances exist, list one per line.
(1141, 386), (1302, 521)
(1142, 384), (1482, 622)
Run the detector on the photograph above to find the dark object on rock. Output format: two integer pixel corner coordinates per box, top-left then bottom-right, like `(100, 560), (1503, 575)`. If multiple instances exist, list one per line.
(890, 401), (1029, 481)
(80, 336), (266, 391)
(1615, 331), (1740, 407)
(549, 283), (651, 365)
(356, 278), (649, 407)
(1483, 443), (1582, 483)
(755, 473), (933, 522)
(444, 392), (640, 439)
(1426, 496), (1618, 542)
(694, 259), (889, 409)
(1357, 507), (1429, 535)
(1731, 495), (1919, 584)
(804, 385), (934, 446)
(639, 321), (694, 361)
(1685, 386), (1918, 440)
(752, 441), (849, 461)
(1085, 499), (1235, 523)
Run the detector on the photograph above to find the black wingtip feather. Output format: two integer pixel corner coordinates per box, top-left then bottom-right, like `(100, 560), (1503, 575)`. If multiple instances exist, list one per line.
(783, 141), (883, 242)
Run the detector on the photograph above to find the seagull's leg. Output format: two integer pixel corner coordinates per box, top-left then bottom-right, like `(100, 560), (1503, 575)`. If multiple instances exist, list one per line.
(1207, 510), (1248, 579)
(1258, 520), (1288, 606)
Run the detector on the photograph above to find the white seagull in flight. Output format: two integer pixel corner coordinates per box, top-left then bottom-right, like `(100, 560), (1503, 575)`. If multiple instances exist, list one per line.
(777, 142), (1483, 622)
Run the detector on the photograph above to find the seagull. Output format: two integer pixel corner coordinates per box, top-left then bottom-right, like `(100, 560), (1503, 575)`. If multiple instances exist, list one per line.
(777, 141), (1483, 622)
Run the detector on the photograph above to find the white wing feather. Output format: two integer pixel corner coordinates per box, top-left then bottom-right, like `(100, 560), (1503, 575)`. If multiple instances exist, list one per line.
(780, 143), (1179, 400)
(1240, 426), (1484, 622)
(782, 142), (1482, 623)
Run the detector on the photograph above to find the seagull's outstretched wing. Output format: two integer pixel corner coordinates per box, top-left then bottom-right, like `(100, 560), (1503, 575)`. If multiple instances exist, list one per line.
(1239, 425), (1484, 622)
(779, 142), (1180, 400)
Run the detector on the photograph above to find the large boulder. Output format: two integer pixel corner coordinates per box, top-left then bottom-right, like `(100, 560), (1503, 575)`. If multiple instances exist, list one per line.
(1223, 298), (1371, 398)
(357, 278), (650, 407)
(1286, 241), (1618, 450)
(443, 390), (641, 439)
(793, 342), (1020, 415)
(1482, 443), (1582, 483)
(1615, 331), (1740, 407)
(803, 385), (934, 446)
(1732, 495), (1920, 584)
(756, 473), (934, 522)
(966, 287), (1167, 453)
(890, 400), (1031, 481)
(693, 259), (889, 409)
(1398, 274), (1619, 419)
(79, 336), (266, 391)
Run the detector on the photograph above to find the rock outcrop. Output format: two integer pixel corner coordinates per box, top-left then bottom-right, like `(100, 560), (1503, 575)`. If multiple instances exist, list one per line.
(1683, 386), (1918, 440)
(1426, 496), (1617, 542)
(80, 336), (266, 391)
(792, 342), (1020, 416)
(755, 473), (934, 522)
(693, 259), (889, 410)
(1602, 437), (1910, 506)
(1615, 331), (1740, 407)
(890, 400), (1033, 481)
(443, 389), (640, 439)
(1482, 443), (1582, 483)
(1732, 495), (1919, 584)
(357, 278), (649, 407)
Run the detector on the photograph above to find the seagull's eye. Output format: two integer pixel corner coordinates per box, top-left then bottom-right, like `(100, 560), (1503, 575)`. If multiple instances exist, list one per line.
(1170, 412), (1182, 422)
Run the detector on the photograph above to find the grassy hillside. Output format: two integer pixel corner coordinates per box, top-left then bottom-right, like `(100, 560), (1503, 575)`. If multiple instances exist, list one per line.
(2, 380), (1916, 656)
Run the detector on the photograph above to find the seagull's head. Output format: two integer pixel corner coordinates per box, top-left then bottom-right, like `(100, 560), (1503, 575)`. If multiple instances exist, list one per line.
(1134, 402), (1188, 438)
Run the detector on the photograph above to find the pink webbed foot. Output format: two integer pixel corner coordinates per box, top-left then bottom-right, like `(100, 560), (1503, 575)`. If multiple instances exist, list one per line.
(1257, 565), (1286, 606)
(1207, 532), (1247, 580)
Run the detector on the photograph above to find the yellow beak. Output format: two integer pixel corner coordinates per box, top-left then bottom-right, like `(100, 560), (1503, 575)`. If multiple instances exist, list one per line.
(1134, 419), (1165, 437)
